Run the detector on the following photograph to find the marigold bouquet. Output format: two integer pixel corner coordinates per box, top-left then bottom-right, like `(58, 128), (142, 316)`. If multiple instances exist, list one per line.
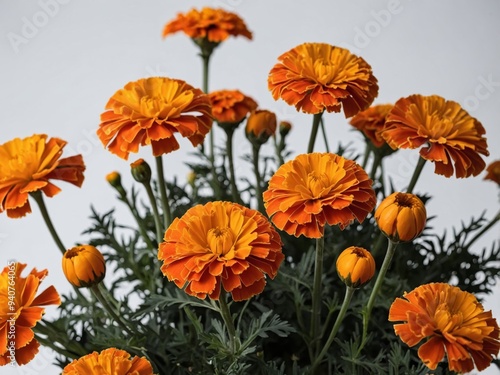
(1, 6), (500, 375)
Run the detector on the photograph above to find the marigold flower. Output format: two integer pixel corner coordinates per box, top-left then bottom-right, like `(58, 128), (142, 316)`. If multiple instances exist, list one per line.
(62, 245), (106, 288)
(389, 283), (500, 373)
(382, 94), (489, 178)
(162, 7), (252, 43)
(336, 246), (375, 288)
(263, 153), (376, 238)
(245, 109), (277, 145)
(0, 263), (60, 365)
(158, 201), (284, 301)
(62, 347), (154, 375)
(375, 192), (426, 243)
(208, 89), (258, 126)
(349, 104), (393, 148)
(97, 77), (213, 160)
(484, 160), (500, 186)
(268, 43), (379, 116)
(0, 134), (85, 218)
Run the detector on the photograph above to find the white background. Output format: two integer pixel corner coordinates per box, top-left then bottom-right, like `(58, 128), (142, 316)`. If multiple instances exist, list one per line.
(1, 1), (499, 374)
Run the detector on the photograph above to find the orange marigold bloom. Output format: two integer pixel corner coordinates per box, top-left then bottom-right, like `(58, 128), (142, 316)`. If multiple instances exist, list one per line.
(263, 153), (376, 238)
(97, 77), (213, 160)
(158, 201), (284, 301)
(0, 134), (85, 218)
(382, 94), (489, 178)
(162, 7), (252, 43)
(375, 192), (427, 243)
(336, 246), (375, 288)
(0, 263), (60, 366)
(389, 283), (500, 373)
(484, 160), (500, 186)
(349, 103), (393, 148)
(62, 347), (154, 375)
(208, 89), (258, 126)
(268, 43), (379, 116)
(62, 245), (106, 288)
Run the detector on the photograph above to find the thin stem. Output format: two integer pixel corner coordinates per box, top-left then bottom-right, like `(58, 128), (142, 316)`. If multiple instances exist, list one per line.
(225, 128), (242, 204)
(252, 144), (265, 213)
(369, 150), (383, 181)
(464, 209), (500, 250)
(307, 112), (324, 153)
(359, 239), (398, 354)
(218, 294), (237, 353)
(310, 286), (356, 374)
(155, 156), (172, 229)
(91, 284), (134, 336)
(30, 191), (66, 254)
(310, 235), (325, 360)
(361, 142), (372, 170)
(273, 135), (285, 167)
(406, 157), (427, 194)
(319, 116), (330, 153)
(142, 180), (164, 245)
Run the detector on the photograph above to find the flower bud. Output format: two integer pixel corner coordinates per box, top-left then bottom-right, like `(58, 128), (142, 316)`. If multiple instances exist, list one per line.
(336, 246), (375, 288)
(62, 245), (106, 288)
(106, 171), (122, 188)
(375, 192), (427, 243)
(279, 121), (292, 138)
(484, 160), (500, 186)
(130, 158), (152, 184)
(245, 109), (277, 145)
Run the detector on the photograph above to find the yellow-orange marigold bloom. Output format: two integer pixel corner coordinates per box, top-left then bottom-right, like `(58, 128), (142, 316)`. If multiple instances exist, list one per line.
(484, 160), (500, 186)
(245, 109), (277, 144)
(268, 43), (379, 116)
(382, 94), (489, 178)
(162, 7), (252, 43)
(208, 89), (258, 126)
(0, 134), (85, 218)
(375, 192), (426, 243)
(389, 283), (500, 373)
(97, 77), (213, 160)
(62, 245), (106, 288)
(336, 246), (375, 288)
(349, 104), (393, 148)
(62, 347), (154, 375)
(158, 201), (284, 301)
(0, 263), (60, 366)
(263, 153), (376, 238)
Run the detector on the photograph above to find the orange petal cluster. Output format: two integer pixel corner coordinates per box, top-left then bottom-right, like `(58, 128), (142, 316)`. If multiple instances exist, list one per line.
(382, 94), (489, 178)
(158, 201), (284, 301)
(389, 283), (500, 373)
(336, 246), (375, 288)
(349, 103), (393, 148)
(62, 347), (154, 375)
(484, 160), (500, 186)
(97, 77), (213, 159)
(268, 43), (379, 116)
(162, 7), (252, 43)
(375, 192), (427, 243)
(263, 153), (376, 238)
(0, 134), (85, 218)
(0, 263), (61, 366)
(208, 89), (258, 125)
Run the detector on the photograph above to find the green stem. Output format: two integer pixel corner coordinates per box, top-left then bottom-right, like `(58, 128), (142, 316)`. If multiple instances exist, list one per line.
(369, 150), (383, 181)
(310, 236), (325, 360)
(464, 209), (500, 250)
(310, 286), (356, 373)
(225, 128), (242, 204)
(252, 144), (265, 213)
(218, 294), (237, 354)
(307, 112), (324, 153)
(142, 180), (164, 245)
(273, 135), (285, 167)
(30, 190), (66, 254)
(406, 157), (427, 194)
(91, 284), (134, 336)
(155, 156), (172, 229)
(319, 116), (330, 153)
(361, 142), (372, 170)
(359, 239), (398, 354)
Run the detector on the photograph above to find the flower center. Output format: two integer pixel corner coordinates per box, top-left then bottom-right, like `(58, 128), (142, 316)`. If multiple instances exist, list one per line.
(394, 193), (414, 208)
(307, 172), (330, 197)
(64, 248), (83, 259)
(207, 227), (235, 257)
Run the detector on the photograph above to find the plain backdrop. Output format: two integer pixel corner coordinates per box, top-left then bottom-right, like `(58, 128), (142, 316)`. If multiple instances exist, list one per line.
(1, 1), (499, 374)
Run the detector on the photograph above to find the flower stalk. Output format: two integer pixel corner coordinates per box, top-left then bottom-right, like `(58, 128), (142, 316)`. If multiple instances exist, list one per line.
(252, 143), (265, 213)
(406, 156), (427, 194)
(310, 235), (325, 359)
(155, 155), (172, 229)
(218, 294), (237, 354)
(307, 112), (324, 153)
